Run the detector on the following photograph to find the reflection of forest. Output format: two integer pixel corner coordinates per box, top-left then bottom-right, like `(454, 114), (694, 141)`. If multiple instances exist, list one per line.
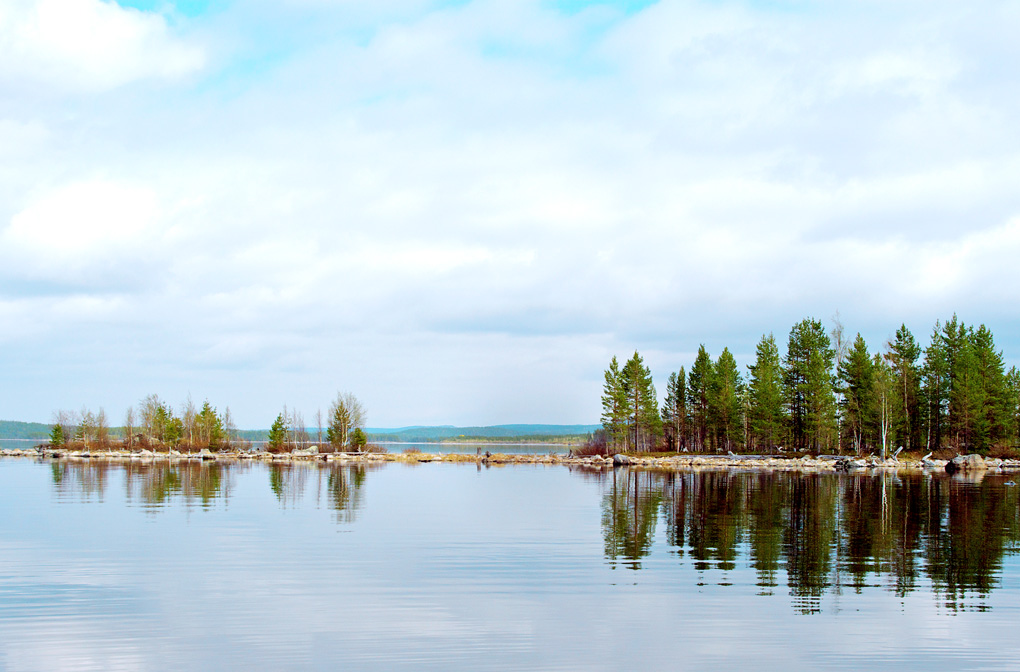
(599, 470), (1020, 611)
(49, 461), (373, 522)
(268, 463), (373, 523)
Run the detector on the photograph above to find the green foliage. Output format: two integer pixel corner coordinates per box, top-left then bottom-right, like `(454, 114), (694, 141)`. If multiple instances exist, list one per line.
(268, 413), (288, 451)
(351, 428), (368, 452)
(784, 318), (837, 452)
(885, 324), (922, 451)
(49, 423), (65, 447)
(838, 334), (875, 454)
(601, 352), (661, 452)
(327, 392), (365, 451)
(661, 368), (687, 451)
(710, 348), (743, 451)
(747, 333), (786, 451)
(872, 354), (895, 459)
(622, 351), (661, 452)
(600, 356), (630, 449)
(687, 345), (714, 451)
(196, 401), (225, 449)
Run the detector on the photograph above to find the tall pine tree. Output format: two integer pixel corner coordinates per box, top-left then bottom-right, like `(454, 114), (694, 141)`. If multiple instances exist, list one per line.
(784, 318), (837, 452)
(688, 345), (714, 452)
(710, 348), (744, 452)
(838, 334), (875, 454)
(747, 333), (786, 451)
(601, 356), (630, 450)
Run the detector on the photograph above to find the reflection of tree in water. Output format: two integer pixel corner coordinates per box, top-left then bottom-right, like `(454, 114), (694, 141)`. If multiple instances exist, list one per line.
(597, 469), (1020, 610)
(48, 461), (236, 508)
(124, 462), (235, 508)
(602, 470), (661, 569)
(50, 461), (112, 501)
(783, 475), (837, 612)
(931, 476), (1016, 609)
(269, 463), (313, 506)
(321, 465), (370, 524)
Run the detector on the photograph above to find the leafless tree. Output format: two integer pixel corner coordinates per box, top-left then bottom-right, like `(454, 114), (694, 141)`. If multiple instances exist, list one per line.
(327, 392), (365, 451)
(182, 395), (197, 449)
(124, 407), (136, 449)
(96, 407), (109, 448)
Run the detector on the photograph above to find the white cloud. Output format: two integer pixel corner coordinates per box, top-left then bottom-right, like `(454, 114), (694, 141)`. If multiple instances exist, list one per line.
(3, 0), (1020, 424)
(0, 0), (204, 91)
(0, 179), (163, 284)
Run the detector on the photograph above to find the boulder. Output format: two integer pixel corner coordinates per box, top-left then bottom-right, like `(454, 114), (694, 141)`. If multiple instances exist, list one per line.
(834, 458), (854, 472)
(612, 453), (631, 466)
(946, 454), (987, 474)
(292, 446), (319, 457)
(198, 449), (215, 460)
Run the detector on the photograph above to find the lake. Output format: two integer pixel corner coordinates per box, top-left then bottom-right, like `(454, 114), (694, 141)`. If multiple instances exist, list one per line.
(1, 458), (1019, 670)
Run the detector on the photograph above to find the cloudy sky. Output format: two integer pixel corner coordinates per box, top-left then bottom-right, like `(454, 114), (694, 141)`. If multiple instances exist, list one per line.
(2, 0), (1019, 428)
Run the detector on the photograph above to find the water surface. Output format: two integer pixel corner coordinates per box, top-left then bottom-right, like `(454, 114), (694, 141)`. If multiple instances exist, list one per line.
(1, 459), (1018, 670)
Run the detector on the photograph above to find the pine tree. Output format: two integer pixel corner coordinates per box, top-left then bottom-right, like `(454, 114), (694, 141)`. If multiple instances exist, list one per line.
(885, 324), (921, 452)
(49, 423), (65, 447)
(621, 352), (661, 452)
(950, 329), (985, 451)
(600, 356), (630, 450)
(268, 413), (288, 452)
(662, 368), (687, 452)
(971, 325), (1011, 450)
(920, 322), (948, 451)
(1006, 367), (1020, 447)
(873, 354), (894, 459)
(838, 334), (875, 454)
(784, 318), (837, 452)
(747, 333), (786, 451)
(688, 345), (713, 451)
(710, 348), (744, 452)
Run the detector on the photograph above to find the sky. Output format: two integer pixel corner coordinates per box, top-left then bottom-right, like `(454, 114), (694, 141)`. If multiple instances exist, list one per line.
(2, 0), (1020, 428)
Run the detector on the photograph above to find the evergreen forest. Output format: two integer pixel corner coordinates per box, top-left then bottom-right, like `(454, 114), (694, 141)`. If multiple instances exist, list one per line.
(601, 315), (1020, 456)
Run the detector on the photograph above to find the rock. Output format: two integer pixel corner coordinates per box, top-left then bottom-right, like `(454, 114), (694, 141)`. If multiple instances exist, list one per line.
(834, 457), (854, 472)
(946, 454), (987, 474)
(612, 453), (631, 466)
(198, 449), (215, 460)
(291, 446), (319, 456)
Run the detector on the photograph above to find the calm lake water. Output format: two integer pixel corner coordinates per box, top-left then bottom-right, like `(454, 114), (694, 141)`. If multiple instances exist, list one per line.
(1, 458), (1019, 671)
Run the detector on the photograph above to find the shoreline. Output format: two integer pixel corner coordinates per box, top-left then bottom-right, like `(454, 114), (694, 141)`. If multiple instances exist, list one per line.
(3, 447), (1020, 474)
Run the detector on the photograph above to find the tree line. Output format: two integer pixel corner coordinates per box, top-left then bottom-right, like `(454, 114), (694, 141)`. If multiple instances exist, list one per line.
(602, 315), (1020, 455)
(48, 391), (369, 453)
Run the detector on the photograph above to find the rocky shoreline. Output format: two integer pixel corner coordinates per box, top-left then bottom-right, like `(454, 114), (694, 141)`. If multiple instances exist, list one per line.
(3, 446), (1020, 474)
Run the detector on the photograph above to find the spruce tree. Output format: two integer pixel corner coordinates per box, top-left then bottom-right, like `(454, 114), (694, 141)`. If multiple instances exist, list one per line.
(268, 413), (288, 452)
